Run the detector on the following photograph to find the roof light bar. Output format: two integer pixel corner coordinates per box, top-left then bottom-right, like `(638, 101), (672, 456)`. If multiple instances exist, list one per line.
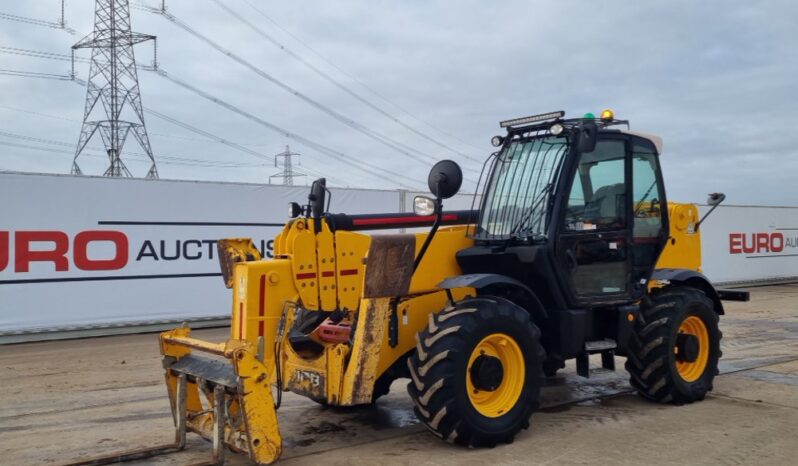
(500, 110), (565, 128)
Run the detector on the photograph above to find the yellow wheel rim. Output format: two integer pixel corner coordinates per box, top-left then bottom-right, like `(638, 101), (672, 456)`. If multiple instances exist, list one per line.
(466, 333), (525, 418)
(675, 315), (709, 382)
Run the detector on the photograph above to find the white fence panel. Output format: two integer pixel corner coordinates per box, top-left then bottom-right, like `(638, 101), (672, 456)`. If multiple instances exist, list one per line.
(2, 172), (796, 335)
(699, 205), (798, 284)
(0, 173), (397, 332)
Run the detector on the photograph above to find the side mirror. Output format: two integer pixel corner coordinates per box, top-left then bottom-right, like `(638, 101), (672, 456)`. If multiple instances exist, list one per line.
(309, 178), (326, 217)
(428, 160), (462, 200)
(413, 196), (436, 216)
(707, 192), (726, 206)
(575, 122), (598, 153)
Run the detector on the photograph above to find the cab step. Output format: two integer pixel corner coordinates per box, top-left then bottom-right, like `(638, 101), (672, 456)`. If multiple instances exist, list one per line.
(577, 339), (617, 378)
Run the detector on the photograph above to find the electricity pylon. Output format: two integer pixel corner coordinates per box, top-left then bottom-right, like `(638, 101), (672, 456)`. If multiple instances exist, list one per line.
(270, 145), (306, 185)
(71, 0), (158, 178)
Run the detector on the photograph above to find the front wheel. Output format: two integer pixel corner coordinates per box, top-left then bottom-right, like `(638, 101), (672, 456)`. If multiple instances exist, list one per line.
(407, 297), (544, 447)
(625, 286), (721, 404)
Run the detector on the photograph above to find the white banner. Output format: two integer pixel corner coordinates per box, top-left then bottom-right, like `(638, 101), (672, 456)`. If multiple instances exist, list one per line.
(698, 205), (798, 284)
(1, 172), (796, 333)
(0, 172), (399, 332)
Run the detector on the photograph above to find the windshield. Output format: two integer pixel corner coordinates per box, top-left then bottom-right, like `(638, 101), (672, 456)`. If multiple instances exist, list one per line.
(476, 136), (569, 240)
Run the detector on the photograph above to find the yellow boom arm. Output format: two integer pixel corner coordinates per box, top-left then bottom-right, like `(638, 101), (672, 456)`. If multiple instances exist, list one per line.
(157, 217), (473, 465)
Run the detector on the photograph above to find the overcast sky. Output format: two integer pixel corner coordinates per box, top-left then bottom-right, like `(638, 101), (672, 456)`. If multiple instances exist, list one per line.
(1, 0), (796, 205)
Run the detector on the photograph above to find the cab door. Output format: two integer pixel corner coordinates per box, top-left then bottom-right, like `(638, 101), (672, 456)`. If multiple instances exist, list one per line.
(556, 137), (632, 305)
(629, 138), (668, 290)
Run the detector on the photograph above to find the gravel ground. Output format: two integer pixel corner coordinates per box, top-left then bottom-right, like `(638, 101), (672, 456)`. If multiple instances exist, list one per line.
(1, 284), (796, 465)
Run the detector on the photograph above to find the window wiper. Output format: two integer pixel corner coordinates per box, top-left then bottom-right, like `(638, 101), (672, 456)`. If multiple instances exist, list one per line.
(508, 183), (553, 238)
(633, 179), (658, 215)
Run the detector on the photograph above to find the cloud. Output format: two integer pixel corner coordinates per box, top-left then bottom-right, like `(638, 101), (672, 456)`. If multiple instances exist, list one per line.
(0, 0), (795, 204)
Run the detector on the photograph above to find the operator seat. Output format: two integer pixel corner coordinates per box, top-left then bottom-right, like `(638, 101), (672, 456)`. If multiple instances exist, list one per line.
(584, 183), (625, 226)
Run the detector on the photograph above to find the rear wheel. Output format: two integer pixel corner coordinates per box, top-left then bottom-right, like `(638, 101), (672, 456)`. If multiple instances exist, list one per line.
(407, 297), (544, 447)
(625, 286), (721, 404)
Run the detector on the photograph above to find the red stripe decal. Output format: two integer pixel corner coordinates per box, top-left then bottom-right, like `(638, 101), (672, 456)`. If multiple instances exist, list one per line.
(296, 272), (317, 280)
(321, 271), (335, 278)
(340, 269), (358, 276)
(238, 302), (244, 339)
(258, 274), (265, 337)
(352, 214), (458, 226)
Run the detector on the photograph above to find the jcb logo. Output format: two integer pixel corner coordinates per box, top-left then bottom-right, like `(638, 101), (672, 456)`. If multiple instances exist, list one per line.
(0, 230), (128, 272)
(295, 370), (322, 388)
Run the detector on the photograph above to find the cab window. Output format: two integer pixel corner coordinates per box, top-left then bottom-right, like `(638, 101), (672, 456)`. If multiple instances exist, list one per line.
(631, 142), (666, 283)
(563, 140), (627, 231)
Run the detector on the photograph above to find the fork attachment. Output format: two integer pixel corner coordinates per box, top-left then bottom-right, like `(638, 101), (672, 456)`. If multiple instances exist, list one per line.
(160, 327), (283, 465)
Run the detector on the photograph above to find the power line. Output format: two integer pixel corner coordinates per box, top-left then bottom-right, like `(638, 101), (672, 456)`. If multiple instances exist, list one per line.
(1, 60), (420, 188)
(0, 44), (158, 78)
(0, 103), (238, 145)
(141, 6), (451, 170)
(0, 70), (393, 186)
(0, 105), (79, 123)
(0, 10), (77, 34)
(144, 107), (271, 161)
(0, 129), (80, 148)
(0, 141), (258, 169)
(0, 132), (267, 168)
(0, 68), (74, 80)
(0, 140), (76, 156)
(0, 42), (425, 184)
(155, 67), (423, 188)
(1, 2), (488, 188)
(0, 130), (264, 167)
(0, 47), (89, 85)
(0, 103), (336, 183)
(0, 45), (87, 63)
(213, 0), (482, 165)
(144, 107), (344, 184)
(240, 0), (484, 155)
(1, 11), (426, 188)
(155, 68), (424, 189)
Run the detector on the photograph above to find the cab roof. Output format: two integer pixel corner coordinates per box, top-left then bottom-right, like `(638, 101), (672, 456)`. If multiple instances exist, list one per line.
(499, 110), (663, 155)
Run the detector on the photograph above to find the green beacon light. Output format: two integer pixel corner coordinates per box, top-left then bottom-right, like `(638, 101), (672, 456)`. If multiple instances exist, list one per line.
(583, 112), (596, 119)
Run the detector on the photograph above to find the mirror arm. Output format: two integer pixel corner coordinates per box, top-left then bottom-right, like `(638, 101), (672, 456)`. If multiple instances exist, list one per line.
(695, 204), (719, 232)
(413, 192), (443, 273)
(695, 194), (726, 232)
(323, 185), (332, 213)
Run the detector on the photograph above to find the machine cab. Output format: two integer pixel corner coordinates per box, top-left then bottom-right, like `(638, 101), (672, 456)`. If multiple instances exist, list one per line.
(475, 111), (669, 308)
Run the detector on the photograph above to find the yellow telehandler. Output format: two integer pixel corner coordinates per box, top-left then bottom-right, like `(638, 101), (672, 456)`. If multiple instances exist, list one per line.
(68, 110), (749, 465)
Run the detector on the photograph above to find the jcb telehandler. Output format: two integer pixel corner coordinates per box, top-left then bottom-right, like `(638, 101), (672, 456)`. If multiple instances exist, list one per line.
(68, 110), (749, 465)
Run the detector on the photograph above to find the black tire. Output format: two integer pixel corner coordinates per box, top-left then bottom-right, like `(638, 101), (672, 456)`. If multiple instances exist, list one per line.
(371, 372), (393, 401)
(370, 354), (409, 403)
(625, 286), (722, 404)
(543, 357), (564, 378)
(407, 296), (544, 447)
